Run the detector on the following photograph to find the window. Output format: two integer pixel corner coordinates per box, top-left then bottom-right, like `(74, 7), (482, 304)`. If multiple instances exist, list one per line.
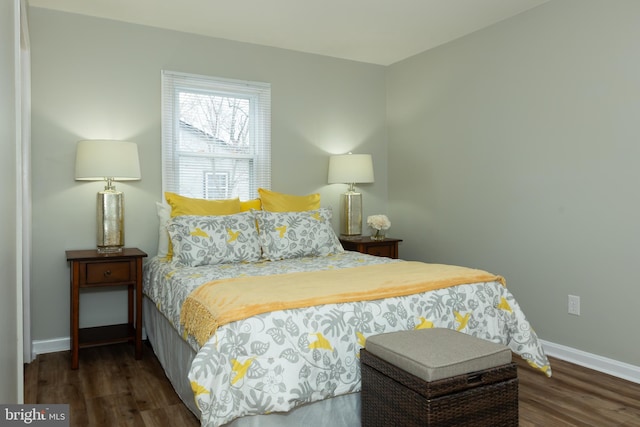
(162, 70), (271, 201)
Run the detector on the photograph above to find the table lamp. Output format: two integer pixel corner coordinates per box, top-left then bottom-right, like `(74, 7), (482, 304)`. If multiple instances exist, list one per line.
(328, 153), (374, 235)
(75, 140), (141, 254)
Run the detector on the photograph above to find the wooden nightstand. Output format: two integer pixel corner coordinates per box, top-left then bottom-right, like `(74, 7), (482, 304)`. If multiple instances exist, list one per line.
(66, 247), (147, 369)
(339, 236), (403, 259)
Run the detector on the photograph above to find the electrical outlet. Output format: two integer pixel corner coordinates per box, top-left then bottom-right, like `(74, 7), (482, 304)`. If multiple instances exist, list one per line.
(568, 295), (580, 315)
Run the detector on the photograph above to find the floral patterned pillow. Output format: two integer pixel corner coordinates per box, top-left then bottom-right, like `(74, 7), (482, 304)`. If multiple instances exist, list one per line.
(166, 211), (261, 267)
(254, 208), (344, 261)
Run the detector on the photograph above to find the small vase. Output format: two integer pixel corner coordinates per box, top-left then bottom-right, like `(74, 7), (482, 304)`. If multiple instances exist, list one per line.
(371, 229), (386, 241)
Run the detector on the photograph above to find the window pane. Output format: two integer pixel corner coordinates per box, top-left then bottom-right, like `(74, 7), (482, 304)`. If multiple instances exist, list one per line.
(178, 91), (251, 155)
(178, 155), (251, 200)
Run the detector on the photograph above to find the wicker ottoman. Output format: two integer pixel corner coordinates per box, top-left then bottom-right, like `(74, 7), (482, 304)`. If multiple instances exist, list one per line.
(360, 328), (518, 427)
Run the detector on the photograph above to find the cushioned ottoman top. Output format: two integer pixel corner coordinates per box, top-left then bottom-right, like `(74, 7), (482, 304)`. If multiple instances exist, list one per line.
(365, 328), (512, 382)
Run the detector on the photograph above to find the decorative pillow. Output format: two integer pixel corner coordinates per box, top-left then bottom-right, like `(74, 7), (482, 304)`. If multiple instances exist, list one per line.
(156, 201), (171, 258)
(163, 193), (243, 260)
(240, 198), (262, 212)
(166, 211), (261, 267)
(255, 208), (344, 261)
(165, 192), (242, 217)
(258, 188), (320, 212)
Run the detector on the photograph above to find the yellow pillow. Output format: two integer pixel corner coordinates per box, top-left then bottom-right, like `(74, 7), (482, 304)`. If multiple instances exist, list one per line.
(164, 192), (242, 217)
(258, 188), (321, 212)
(240, 198), (262, 212)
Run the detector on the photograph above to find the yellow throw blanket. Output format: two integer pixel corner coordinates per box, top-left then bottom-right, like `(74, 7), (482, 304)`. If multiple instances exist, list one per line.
(180, 261), (505, 346)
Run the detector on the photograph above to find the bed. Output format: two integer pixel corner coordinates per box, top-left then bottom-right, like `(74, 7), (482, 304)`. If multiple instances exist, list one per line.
(143, 197), (551, 427)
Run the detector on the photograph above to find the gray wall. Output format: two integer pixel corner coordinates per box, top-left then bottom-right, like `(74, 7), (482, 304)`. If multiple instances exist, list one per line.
(387, 0), (640, 365)
(0, 0), (20, 403)
(29, 8), (388, 342)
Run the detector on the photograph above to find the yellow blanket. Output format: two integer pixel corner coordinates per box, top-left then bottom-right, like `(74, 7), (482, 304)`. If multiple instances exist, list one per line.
(180, 261), (505, 346)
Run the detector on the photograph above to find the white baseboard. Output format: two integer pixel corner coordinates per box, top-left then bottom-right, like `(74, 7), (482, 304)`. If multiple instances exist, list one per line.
(32, 337), (70, 356)
(31, 328), (148, 358)
(540, 339), (640, 384)
(31, 336), (639, 384)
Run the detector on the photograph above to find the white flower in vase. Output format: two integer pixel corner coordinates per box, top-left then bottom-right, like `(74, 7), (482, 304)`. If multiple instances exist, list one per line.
(366, 214), (390, 240)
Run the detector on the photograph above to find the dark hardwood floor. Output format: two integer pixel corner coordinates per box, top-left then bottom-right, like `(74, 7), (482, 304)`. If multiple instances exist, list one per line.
(24, 342), (199, 427)
(24, 341), (640, 426)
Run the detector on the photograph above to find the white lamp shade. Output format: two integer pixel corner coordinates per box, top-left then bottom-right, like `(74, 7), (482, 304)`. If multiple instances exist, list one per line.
(327, 154), (374, 184)
(75, 140), (141, 181)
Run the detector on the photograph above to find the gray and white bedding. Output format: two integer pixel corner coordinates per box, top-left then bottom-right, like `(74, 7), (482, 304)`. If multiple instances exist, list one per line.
(143, 251), (550, 427)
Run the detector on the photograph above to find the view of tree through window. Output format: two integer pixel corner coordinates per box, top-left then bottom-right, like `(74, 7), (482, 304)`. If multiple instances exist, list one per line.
(178, 92), (250, 151)
(162, 71), (271, 201)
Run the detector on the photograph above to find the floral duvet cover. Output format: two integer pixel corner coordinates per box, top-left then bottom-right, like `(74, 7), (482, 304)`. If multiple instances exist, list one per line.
(143, 252), (550, 427)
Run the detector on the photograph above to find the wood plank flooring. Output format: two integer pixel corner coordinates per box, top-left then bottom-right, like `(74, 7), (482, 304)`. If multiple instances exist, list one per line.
(24, 341), (640, 426)
(24, 342), (199, 427)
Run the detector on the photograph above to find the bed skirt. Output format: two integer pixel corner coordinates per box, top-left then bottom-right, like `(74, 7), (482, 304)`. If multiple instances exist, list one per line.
(143, 296), (362, 427)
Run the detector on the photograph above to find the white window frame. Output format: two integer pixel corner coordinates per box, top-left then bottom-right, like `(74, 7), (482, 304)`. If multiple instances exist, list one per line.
(161, 70), (271, 200)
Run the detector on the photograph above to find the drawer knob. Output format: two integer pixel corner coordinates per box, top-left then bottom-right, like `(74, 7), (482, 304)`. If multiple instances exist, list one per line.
(104, 270), (111, 277)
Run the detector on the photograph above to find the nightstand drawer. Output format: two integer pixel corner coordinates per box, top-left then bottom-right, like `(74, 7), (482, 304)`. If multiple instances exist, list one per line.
(366, 245), (394, 258)
(339, 236), (403, 259)
(85, 260), (132, 285)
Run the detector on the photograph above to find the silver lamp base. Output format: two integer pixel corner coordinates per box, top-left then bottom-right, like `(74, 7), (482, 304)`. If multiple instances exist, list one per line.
(340, 190), (362, 236)
(97, 188), (124, 254)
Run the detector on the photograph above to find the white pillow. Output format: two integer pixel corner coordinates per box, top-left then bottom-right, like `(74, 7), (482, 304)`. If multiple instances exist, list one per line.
(156, 201), (171, 258)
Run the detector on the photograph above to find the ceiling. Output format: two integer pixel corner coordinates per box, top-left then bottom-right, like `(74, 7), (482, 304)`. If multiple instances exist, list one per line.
(28, 0), (549, 65)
